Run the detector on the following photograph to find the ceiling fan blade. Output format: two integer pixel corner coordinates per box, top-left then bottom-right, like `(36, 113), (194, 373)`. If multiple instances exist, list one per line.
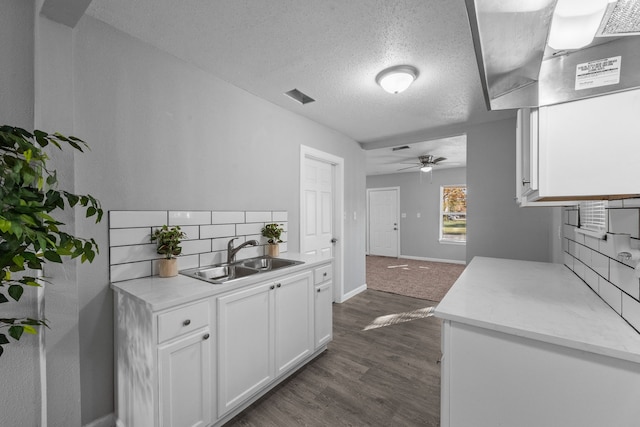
(397, 165), (419, 171)
(433, 157), (447, 163)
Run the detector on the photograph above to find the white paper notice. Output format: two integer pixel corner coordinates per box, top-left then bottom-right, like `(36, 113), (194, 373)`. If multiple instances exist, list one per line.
(575, 56), (621, 90)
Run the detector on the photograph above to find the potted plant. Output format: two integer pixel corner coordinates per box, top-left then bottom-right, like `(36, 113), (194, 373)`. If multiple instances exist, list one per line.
(261, 223), (284, 257)
(0, 126), (102, 357)
(151, 225), (187, 277)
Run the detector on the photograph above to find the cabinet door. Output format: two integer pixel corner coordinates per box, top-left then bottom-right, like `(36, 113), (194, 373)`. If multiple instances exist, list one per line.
(217, 283), (274, 416)
(314, 281), (333, 349)
(274, 271), (314, 376)
(158, 331), (212, 427)
(517, 108), (539, 197)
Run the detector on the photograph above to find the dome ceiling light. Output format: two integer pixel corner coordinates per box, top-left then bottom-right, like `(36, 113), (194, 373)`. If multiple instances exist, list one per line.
(376, 65), (419, 94)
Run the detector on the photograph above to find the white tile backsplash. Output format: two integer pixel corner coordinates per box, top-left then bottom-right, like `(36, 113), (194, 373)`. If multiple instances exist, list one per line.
(200, 224), (236, 239)
(211, 211), (245, 224)
(110, 261), (151, 282)
(622, 293), (640, 332)
(168, 211), (211, 226)
(110, 244), (158, 264)
(236, 222), (263, 236)
(609, 209), (640, 238)
(109, 228), (151, 247)
(598, 277), (622, 314)
(272, 211), (288, 221)
(564, 203), (640, 334)
(109, 209), (288, 282)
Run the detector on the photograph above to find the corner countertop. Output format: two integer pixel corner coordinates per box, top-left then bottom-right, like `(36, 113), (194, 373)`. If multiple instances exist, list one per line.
(434, 256), (640, 364)
(110, 252), (332, 312)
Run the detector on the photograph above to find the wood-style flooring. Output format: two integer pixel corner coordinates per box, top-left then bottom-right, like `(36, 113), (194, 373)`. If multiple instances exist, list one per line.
(225, 289), (442, 426)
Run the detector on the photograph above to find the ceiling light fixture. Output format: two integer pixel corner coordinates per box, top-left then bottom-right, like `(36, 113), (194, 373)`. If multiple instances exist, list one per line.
(548, 0), (615, 50)
(420, 166), (433, 173)
(376, 65), (419, 94)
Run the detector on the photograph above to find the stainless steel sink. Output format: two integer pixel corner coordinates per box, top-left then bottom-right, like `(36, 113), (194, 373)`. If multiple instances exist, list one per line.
(239, 256), (303, 271)
(180, 256), (303, 285)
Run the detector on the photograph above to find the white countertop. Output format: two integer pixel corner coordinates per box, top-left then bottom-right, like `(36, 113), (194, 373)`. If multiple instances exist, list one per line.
(435, 256), (640, 364)
(111, 252), (331, 311)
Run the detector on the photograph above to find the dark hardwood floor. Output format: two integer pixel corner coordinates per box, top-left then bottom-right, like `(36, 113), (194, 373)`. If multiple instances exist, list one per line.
(225, 289), (442, 427)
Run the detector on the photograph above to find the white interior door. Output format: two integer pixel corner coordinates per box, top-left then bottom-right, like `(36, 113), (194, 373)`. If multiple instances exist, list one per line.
(302, 157), (334, 259)
(300, 145), (344, 302)
(368, 188), (399, 257)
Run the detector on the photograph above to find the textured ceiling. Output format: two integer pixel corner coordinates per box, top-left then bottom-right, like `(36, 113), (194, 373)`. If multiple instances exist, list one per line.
(366, 135), (466, 176)
(85, 0), (514, 145)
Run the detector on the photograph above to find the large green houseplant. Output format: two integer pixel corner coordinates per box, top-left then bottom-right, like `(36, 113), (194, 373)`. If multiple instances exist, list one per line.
(0, 126), (103, 357)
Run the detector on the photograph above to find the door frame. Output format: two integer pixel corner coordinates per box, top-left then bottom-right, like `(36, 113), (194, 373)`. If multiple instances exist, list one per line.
(300, 145), (344, 303)
(366, 187), (400, 257)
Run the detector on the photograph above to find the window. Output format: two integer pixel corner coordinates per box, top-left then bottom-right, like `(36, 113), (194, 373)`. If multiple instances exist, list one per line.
(577, 200), (608, 238)
(440, 185), (466, 244)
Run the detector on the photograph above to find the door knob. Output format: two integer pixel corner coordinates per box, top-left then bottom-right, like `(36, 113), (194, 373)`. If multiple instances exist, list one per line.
(331, 238), (338, 243)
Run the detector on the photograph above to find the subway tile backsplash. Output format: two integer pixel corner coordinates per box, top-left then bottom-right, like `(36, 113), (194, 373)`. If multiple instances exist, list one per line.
(563, 202), (640, 333)
(108, 210), (288, 282)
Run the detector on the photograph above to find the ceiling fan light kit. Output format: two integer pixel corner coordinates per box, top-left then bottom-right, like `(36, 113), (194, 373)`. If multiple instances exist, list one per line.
(376, 65), (419, 94)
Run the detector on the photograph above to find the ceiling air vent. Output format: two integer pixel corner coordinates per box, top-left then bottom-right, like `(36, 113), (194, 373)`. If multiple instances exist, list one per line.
(284, 89), (315, 105)
(392, 145), (410, 151)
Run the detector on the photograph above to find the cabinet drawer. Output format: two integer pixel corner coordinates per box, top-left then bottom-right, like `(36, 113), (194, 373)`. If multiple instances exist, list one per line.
(158, 301), (209, 343)
(314, 264), (332, 285)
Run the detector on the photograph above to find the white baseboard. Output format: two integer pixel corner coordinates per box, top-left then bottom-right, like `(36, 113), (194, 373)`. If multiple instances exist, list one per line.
(338, 283), (367, 303)
(84, 413), (115, 427)
(399, 255), (466, 265)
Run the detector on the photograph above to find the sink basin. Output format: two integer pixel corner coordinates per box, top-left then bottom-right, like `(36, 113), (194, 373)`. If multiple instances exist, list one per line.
(180, 256), (304, 285)
(239, 256), (303, 271)
(190, 264), (259, 284)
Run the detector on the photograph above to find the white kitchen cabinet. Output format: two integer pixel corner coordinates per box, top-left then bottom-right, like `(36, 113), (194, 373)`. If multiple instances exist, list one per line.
(441, 320), (640, 427)
(274, 271), (314, 375)
(159, 330), (212, 427)
(217, 282), (274, 416)
(516, 88), (640, 204)
(217, 270), (314, 417)
(113, 256), (332, 427)
(313, 264), (333, 349)
(114, 296), (215, 427)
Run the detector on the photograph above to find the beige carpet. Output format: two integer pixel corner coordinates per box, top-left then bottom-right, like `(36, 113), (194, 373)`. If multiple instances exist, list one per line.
(366, 255), (465, 302)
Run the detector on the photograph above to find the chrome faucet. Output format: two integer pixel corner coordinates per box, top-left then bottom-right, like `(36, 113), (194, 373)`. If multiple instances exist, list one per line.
(227, 238), (259, 264)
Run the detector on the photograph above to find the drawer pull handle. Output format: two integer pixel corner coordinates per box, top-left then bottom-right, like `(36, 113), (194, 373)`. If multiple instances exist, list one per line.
(276, 283), (281, 288)
(317, 288), (321, 293)
(183, 319), (191, 326)
(323, 272), (327, 277)
(270, 285), (275, 290)
(203, 333), (210, 340)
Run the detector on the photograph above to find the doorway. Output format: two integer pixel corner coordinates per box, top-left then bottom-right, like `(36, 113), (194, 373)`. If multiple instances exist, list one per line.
(367, 187), (400, 257)
(300, 145), (344, 302)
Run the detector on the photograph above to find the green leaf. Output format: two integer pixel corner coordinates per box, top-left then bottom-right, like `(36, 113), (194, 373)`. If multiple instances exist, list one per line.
(43, 251), (62, 263)
(86, 206), (96, 218)
(0, 334), (9, 345)
(8, 325), (24, 341)
(0, 346), (3, 357)
(8, 285), (23, 301)
(22, 325), (37, 335)
(0, 294), (8, 304)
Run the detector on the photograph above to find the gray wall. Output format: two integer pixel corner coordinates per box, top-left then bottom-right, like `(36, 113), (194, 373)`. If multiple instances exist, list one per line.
(0, 2), (43, 427)
(466, 118), (556, 263)
(367, 167), (466, 262)
(66, 16), (366, 424)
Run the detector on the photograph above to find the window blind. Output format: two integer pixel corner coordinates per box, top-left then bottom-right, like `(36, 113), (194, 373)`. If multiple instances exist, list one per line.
(579, 201), (608, 235)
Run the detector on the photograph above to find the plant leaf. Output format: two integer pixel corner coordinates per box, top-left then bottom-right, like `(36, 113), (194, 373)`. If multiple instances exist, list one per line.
(8, 325), (23, 341)
(0, 334), (9, 345)
(8, 285), (23, 301)
(43, 251), (62, 263)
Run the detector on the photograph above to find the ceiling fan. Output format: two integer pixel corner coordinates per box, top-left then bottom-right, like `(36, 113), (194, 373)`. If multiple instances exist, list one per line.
(398, 154), (448, 172)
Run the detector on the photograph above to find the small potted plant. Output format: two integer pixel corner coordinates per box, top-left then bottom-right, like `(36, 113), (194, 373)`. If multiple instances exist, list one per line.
(151, 225), (187, 277)
(261, 223), (284, 257)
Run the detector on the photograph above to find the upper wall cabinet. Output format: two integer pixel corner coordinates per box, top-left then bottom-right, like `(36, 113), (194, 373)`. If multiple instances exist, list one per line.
(516, 88), (640, 205)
